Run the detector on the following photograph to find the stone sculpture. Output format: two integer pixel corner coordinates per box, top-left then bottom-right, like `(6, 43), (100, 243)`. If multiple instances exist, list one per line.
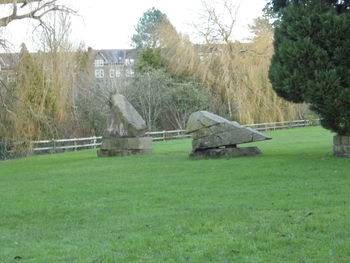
(186, 111), (271, 158)
(97, 94), (152, 157)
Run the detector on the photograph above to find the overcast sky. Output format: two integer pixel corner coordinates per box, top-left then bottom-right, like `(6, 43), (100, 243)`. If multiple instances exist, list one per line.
(2, 0), (267, 51)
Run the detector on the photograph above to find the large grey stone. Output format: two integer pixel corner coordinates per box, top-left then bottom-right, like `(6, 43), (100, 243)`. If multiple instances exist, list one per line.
(105, 94), (147, 137)
(187, 111), (234, 133)
(186, 111), (271, 158)
(186, 111), (271, 149)
(98, 95), (153, 157)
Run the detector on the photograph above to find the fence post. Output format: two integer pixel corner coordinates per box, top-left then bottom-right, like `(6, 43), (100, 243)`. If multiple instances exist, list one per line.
(93, 137), (97, 148)
(52, 139), (56, 153)
(163, 131), (166, 141)
(74, 138), (77, 151)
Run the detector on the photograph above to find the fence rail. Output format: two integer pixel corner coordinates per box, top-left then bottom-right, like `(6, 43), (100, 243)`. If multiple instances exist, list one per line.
(31, 119), (319, 154)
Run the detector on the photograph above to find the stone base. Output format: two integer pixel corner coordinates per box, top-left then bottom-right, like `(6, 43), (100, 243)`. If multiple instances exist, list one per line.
(97, 137), (152, 157)
(333, 135), (350, 158)
(189, 146), (261, 158)
(97, 148), (152, 157)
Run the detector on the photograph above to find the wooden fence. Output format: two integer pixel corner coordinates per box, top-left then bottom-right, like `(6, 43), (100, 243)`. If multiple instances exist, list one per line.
(31, 119), (319, 154)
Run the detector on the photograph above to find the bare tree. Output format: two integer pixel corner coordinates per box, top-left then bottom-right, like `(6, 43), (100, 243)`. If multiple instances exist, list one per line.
(132, 70), (170, 131)
(191, 0), (242, 118)
(0, 0), (74, 49)
(0, 0), (73, 27)
(195, 0), (241, 44)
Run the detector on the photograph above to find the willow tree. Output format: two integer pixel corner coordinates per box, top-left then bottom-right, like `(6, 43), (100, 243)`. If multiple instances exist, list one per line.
(34, 11), (79, 136)
(156, 0), (300, 124)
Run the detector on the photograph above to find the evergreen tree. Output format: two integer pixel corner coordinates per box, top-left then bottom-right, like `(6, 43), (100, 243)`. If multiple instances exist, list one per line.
(269, 0), (350, 135)
(131, 7), (174, 73)
(16, 44), (57, 139)
(136, 48), (163, 73)
(131, 7), (168, 49)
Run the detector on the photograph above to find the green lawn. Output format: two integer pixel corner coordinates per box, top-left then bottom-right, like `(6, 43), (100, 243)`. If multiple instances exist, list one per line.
(0, 127), (349, 263)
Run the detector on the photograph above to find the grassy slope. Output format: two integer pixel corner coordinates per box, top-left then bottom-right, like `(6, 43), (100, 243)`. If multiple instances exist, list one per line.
(0, 127), (349, 263)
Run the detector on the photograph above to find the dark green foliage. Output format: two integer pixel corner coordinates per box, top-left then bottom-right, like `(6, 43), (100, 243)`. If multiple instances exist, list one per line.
(269, 0), (350, 13)
(136, 48), (163, 73)
(269, 0), (350, 135)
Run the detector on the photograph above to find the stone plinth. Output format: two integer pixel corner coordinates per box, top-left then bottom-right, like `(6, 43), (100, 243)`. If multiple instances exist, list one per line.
(97, 137), (152, 157)
(190, 146), (261, 158)
(333, 135), (350, 157)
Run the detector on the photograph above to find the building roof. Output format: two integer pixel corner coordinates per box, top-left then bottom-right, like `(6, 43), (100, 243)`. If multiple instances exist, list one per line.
(92, 49), (136, 65)
(0, 53), (19, 69)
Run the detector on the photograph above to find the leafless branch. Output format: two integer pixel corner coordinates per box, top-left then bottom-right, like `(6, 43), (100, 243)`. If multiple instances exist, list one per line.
(195, 0), (241, 44)
(0, 0), (75, 28)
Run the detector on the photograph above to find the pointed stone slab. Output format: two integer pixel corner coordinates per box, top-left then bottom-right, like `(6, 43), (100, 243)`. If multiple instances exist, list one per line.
(186, 111), (271, 149)
(186, 111), (232, 133)
(105, 94), (147, 137)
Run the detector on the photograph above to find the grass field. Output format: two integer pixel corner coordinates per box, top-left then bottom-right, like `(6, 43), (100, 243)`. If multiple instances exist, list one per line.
(0, 127), (349, 263)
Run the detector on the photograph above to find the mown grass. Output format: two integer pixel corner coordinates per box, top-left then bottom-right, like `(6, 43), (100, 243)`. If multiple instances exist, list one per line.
(0, 127), (349, 263)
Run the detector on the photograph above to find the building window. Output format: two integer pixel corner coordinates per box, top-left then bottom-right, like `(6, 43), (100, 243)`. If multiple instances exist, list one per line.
(126, 68), (134, 76)
(109, 68), (115, 78)
(115, 68), (122, 78)
(125, 58), (134, 66)
(94, 59), (104, 67)
(7, 74), (16, 83)
(95, 69), (104, 79)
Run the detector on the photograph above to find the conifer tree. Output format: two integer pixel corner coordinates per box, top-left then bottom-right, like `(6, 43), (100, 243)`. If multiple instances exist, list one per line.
(269, 0), (350, 135)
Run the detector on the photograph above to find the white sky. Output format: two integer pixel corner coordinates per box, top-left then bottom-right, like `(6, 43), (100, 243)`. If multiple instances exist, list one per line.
(2, 0), (267, 51)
